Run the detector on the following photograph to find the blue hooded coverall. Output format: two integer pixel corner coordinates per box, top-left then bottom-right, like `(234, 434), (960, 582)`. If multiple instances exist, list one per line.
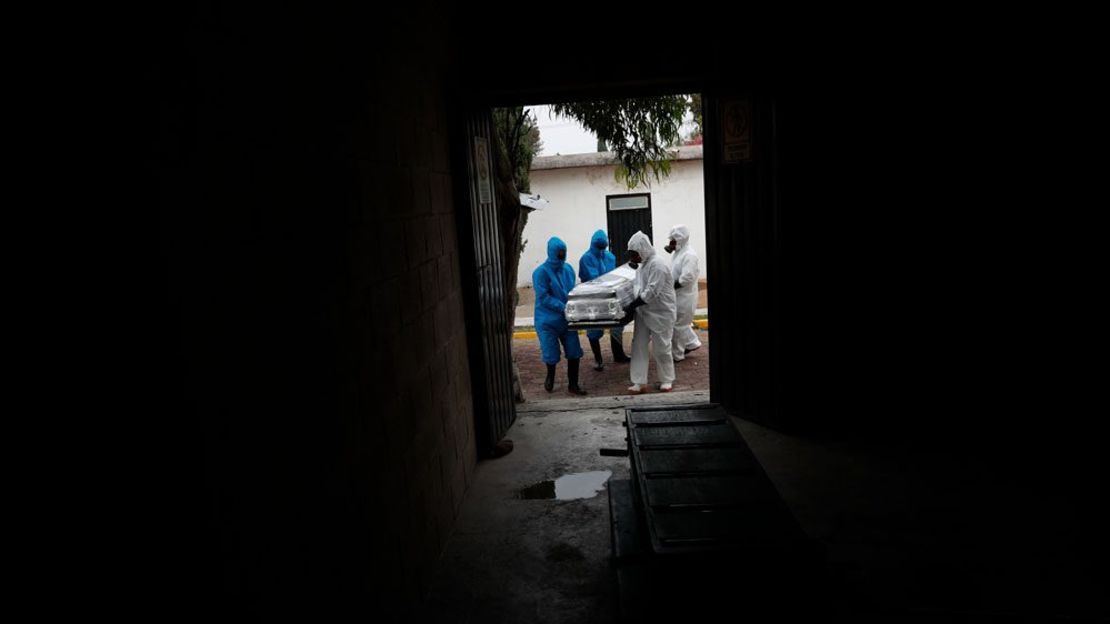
(532, 237), (584, 365)
(577, 229), (618, 340)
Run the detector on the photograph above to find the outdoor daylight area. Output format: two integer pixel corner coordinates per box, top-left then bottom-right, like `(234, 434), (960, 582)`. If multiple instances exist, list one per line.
(495, 97), (711, 403)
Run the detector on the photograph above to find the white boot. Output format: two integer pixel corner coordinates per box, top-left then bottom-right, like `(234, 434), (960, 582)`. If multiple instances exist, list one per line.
(659, 382), (673, 392)
(627, 384), (643, 394)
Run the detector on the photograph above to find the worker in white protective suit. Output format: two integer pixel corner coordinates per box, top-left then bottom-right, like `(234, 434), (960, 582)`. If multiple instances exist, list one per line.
(619, 231), (677, 393)
(664, 225), (703, 361)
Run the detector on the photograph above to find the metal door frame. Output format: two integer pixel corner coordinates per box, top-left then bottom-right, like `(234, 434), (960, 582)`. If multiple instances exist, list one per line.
(448, 107), (518, 457)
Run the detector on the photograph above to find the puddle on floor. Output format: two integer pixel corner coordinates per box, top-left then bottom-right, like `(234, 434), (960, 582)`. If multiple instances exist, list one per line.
(517, 470), (612, 500)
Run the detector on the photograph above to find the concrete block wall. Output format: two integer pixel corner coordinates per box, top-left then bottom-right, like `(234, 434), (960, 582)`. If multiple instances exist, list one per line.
(159, 4), (477, 620)
(350, 52), (477, 613)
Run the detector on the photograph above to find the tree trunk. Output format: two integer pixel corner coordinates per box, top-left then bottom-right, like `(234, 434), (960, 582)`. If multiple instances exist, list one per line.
(492, 128), (528, 403)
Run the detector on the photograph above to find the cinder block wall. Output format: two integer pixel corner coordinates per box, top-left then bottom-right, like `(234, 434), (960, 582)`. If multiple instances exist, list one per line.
(352, 39), (477, 615)
(160, 5), (475, 619)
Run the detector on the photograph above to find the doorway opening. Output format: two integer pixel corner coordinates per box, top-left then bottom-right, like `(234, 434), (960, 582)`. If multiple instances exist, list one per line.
(490, 95), (712, 405)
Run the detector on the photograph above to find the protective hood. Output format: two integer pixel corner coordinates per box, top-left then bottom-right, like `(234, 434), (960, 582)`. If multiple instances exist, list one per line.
(668, 225), (690, 250)
(590, 229), (609, 254)
(546, 237), (567, 266)
(627, 231), (655, 262)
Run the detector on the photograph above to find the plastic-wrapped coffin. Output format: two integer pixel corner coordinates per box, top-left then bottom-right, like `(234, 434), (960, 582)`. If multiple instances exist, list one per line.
(565, 264), (639, 330)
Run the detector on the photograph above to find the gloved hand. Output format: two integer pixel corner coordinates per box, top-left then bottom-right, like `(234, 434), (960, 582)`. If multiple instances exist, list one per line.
(674, 281), (681, 290)
(619, 297), (645, 325)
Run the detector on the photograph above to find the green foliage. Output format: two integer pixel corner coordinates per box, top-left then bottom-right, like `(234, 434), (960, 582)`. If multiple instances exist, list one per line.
(492, 107), (542, 192)
(552, 95), (689, 189)
(688, 93), (703, 140)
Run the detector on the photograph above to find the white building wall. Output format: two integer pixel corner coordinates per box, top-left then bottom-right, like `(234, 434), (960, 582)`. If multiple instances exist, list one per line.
(519, 159), (706, 287)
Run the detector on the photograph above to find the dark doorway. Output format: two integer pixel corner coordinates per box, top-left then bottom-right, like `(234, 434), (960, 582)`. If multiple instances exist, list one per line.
(605, 193), (653, 263)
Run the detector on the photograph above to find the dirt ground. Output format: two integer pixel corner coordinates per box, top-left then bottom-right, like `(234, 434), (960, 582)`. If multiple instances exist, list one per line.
(513, 327), (710, 402)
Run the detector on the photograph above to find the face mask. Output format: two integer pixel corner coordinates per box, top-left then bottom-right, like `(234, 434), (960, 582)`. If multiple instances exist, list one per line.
(629, 261), (639, 269)
(594, 242), (606, 250)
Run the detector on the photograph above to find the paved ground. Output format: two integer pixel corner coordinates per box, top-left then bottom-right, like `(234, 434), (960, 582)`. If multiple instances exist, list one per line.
(416, 391), (711, 624)
(417, 392), (1106, 623)
(513, 327), (710, 400)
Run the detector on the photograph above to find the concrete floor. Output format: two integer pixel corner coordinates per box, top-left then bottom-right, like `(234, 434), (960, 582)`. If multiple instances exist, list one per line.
(417, 391), (707, 623)
(417, 391), (1105, 623)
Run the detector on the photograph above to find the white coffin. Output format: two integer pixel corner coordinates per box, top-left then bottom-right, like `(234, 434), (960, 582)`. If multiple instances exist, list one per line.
(565, 264), (639, 329)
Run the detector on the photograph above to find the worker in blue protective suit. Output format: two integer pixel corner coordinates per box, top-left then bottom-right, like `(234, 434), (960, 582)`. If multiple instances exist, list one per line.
(578, 229), (631, 370)
(532, 237), (587, 395)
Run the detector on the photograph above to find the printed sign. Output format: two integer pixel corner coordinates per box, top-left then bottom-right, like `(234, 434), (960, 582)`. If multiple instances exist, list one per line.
(721, 100), (752, 163)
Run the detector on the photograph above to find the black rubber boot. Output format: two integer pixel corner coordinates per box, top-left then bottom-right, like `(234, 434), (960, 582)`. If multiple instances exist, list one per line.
(589, 338), (604, 371)
(544, 363), (556, 393)
(611, 334), (631, 363)
(567, 358), (587, 395)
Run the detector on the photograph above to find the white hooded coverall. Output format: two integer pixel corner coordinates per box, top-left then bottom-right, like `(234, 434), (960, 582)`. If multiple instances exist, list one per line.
(627, 231), (677, 386)
(669, 225), (703, 360)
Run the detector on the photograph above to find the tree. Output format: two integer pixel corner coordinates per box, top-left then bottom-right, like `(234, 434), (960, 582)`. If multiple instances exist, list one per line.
(686, 93), (704, 143)
(552, 95), (689, 189)
(493, 107), (542, 194)
(491, 107), (541, 402)
(491, 106), (542, 312)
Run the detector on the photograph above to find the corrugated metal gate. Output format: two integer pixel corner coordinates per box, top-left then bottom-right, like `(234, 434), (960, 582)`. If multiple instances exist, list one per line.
(454, 112), (517, 456)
